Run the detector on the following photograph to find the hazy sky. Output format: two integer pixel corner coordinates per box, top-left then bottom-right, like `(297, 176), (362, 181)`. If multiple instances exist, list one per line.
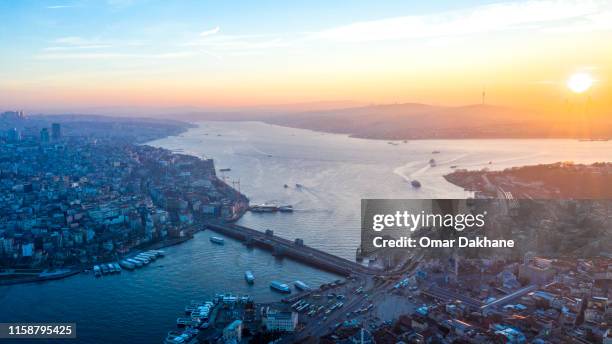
(1, 0), (611, 112)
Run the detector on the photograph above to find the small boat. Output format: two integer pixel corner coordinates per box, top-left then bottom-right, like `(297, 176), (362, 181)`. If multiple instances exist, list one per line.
(106, 263), (116, 273)
(295, 280), (311, 291)
(278, 205), (293, 212)
(219, 168), (231, 172)
(429, 158), (436, 167)
(113, 263), (122, 272)
(295, 183), (303, 188)
(432, 150), (440, 154)
(270, 281), (291, 293)
(411, 180), (421, 188)
(93, 265), (101, 277)
(283, 184), (289, 188)
(245, 271), (255, 284)
(210, 236), (225, 245)
(450, 165), (457, 169)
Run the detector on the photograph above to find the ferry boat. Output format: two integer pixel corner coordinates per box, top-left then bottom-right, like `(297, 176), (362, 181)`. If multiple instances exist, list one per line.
(411, 180), (422, 188)
(249, 204), (278, 213)
(210, 236), (225, 245)
(294, 280), (311, 291)
(278, 205), (293, 212)
(245, 271), (255, 284)
(93, 265), (102, 277)
(270, 281), (291, 293)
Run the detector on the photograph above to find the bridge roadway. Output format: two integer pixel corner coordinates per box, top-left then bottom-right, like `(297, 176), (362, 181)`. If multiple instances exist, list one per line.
(206, 222), (378, 277)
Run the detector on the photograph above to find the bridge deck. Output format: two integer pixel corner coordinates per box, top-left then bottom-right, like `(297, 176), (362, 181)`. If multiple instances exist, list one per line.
(206, 222), (377, 276)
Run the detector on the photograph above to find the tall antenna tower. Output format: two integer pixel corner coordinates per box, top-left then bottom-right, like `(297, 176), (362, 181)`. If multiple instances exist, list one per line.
(481, 87), (486, 105)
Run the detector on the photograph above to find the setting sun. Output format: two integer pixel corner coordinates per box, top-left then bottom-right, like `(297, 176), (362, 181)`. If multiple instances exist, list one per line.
(567, 72), (594, 94)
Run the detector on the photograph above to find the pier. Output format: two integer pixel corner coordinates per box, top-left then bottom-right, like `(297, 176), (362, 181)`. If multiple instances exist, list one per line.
(206, 222), (378, 277)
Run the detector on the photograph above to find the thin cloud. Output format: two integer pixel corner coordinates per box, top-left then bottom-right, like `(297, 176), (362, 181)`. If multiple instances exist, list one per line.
(35, 51), (196, 60)
(200, 26), (221, 37)
(312, 0), (612, 42)
(46, 5), (75, 9)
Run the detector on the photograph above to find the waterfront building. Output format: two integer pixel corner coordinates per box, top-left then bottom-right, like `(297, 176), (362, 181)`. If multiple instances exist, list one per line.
(222, 320), (242, 343)
(263, 308), (298, 332)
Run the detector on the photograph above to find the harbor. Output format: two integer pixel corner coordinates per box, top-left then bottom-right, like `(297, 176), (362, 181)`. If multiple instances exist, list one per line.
(92, 250), (165, 277)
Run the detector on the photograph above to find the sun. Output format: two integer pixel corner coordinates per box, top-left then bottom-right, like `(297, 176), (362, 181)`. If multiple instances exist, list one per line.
(566, 72), (594, 93)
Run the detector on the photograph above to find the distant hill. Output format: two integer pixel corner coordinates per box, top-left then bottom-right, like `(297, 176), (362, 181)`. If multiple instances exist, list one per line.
(263, 103), (612, 140)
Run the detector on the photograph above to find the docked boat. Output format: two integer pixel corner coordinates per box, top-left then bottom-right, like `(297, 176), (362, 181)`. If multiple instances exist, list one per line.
(270, 281), (291, 293)
(113, 263), (122, 272)
(245, 271), (255, 284)
(119, 260), (135, 270)
(127, 258), (143, 267)
(93, 265), (101, 277)
(100, 265), (109, 274)
(106, 263), (116, 273)
(210, 236), (225, 245)
(294, 280), (311, 291)
(139, 252), (156, 260)
(176, 318), (199, 328)
(133, 257), (150, 265)
(411, 180), (421, 188)
(219, 168), (231, 172)
(278, 205), (293, 212)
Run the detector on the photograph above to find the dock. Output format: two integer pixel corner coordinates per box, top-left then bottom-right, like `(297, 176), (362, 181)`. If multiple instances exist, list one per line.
(206, 222), (378, 277)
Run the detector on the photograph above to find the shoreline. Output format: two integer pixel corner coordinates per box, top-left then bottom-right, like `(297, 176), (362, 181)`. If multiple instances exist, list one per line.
(185, 119), (612, 142)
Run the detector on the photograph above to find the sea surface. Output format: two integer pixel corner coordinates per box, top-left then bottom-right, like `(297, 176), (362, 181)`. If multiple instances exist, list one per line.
(152, 121), (612, 260)
(2, 121), (611, 343)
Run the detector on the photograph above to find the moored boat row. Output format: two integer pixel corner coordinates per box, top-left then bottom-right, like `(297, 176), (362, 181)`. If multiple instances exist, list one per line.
(93, 250), (164, 277)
